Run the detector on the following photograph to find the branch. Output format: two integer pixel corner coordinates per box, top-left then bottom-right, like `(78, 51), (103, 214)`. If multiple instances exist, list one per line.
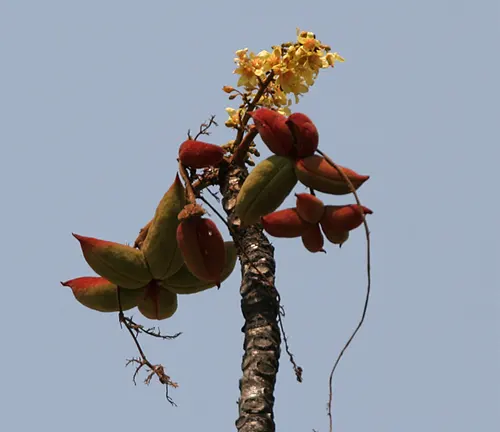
(178, 160), (198, 204)
(233, 71), (275, 148)
(231, 125), (259, 166)
(116, 287), (179, 404)
(188, 115), (218, 140)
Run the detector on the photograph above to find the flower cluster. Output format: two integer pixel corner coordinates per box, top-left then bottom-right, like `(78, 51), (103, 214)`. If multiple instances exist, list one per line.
(224, 29), (344, 127)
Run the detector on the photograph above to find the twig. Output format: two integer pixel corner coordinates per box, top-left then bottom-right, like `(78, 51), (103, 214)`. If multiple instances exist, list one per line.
(316, 149), (372, 432)
(178, 161), (197, 204)
(191, 115), (218, 140)
(116, 287), (179, 403)
(191, 169), (221, 194)
(121, 316), (182, 340)
(277, 292), (303, 382)
(231, 125), (259, 166)
(233, 71), (275, 147)
(205, 186), (221, 203)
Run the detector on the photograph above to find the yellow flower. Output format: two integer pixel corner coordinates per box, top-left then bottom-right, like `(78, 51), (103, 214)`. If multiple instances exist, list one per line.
(225, 107), (241, 128)
(233, 49), (274, 90)
(266, 46), (283, 70)
(228, 29), (343, 114)
(278, 70), (308, 97)
(277, 106), (292, 116)
(322, 52), (345, 67)
(296, 29), (316, 44)
(272, 86), (289, 106)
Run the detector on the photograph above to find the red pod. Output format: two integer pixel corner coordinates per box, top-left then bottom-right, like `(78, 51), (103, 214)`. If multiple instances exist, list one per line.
(301, 224), (325, 253)
(295, 155), (370, 195)
(179, 140), (225, 169)
(176, 216), (226, 286)
(250, 108), (295, 157)
(321, 204), (373, 234)
(295, 193), (325, 224)
(286, 113), (319, 158)
(261, 208), (312, 238)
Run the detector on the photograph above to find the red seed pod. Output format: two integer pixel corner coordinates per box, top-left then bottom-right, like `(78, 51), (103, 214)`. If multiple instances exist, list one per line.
(250, 108), (295, 157)
(295, 193), (325, 224)
(321, 204), (373, 234)
(301, 224), (326, 253)
(286, 113), (319, 158)
(179, 140), (225, 169)
(295, 155), (369, 195)
(261, 208), (312, 238)
(176, 214), (226, 286)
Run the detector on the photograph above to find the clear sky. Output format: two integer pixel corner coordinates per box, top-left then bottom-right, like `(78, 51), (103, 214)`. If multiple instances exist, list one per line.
(1, 1), (498, 431)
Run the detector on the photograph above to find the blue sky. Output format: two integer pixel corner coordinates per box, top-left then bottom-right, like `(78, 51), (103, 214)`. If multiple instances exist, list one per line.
(1, 1), (498, 431)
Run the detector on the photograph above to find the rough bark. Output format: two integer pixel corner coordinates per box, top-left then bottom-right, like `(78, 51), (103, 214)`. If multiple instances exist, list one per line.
(220, 163), (281, 432)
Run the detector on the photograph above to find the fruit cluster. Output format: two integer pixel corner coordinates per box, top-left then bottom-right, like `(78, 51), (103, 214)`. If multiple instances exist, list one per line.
(64, 167), (236, 320)
(236, 108), (372, 249)
(63, 107), (371, 317)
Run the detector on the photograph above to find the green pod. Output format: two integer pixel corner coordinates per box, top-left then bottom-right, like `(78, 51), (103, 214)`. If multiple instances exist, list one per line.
(73, 234), (152, 289)
(138, 282), (178, 320)
(142, 174), (186, 280)
(62, 277), (143, 312)
(235, 155), (297, 226)
(161, 242), (238, 294)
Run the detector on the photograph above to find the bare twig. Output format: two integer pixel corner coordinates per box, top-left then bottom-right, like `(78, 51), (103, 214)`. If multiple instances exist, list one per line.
(116, 287), (179, 403)
(231, 125), (259, 166)
(188, 115), (218, 140)
(277, 293), (303, 382)
(121, 316), (182, 340)
(233, 71), (275, 147)
(316, 149), (372, 432)
(178, 161), (197, 204)
(191, 169), (221, 193)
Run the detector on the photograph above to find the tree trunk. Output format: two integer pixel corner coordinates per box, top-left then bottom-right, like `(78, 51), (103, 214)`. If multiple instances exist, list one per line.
(221, 163), (281, 432)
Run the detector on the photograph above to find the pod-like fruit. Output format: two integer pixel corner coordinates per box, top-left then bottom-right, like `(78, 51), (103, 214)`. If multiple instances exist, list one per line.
(250, 108), (294, 156)
(138, 282), (178, 320)
(179, 140), (225, 169)
(176, 214), (226, 286)
(161, 242), (238, 294)
(73, 234), (152, 289)
(61, 277), (142, 312)
(142, 175), (186, 280)
(301, 224), (325, 253)
(261, 208), (312, 238)
(235, 155), (298, 226)
(286, 113), (319, 158)
(321, 204), (373, 233)
(295, 155), (369, 195)
(321, 228), (349, 246)
(295, 193), (325, 224)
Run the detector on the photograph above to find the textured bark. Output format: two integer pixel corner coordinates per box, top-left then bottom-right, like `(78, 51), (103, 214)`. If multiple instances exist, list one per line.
(220, 164), (281, 432)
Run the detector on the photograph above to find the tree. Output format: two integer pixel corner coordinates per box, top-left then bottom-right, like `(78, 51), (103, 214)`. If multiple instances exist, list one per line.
(62, 29), (371, 432)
